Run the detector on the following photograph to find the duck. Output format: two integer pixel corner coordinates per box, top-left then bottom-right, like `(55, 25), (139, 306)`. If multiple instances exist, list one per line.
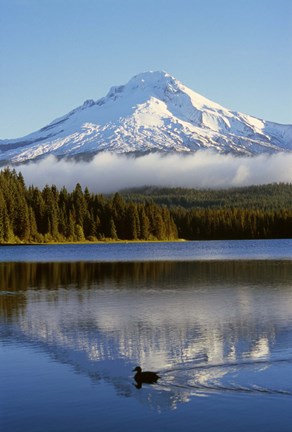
(132, 366), (160, 384)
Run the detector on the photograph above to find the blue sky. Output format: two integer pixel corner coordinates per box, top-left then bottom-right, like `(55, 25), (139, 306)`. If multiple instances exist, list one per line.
(1, 0), (291, 138)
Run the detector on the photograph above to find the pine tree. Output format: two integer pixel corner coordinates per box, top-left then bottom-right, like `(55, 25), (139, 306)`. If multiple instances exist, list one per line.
(73, 183), (87, 228)
(42, 185), (59, 239)
(67, 212), (76, 240)
(139, 207), (150, 239)
(111, 193), (126, 238)
(0, 191), (6, 242)
(28, 207), (38, 242)
(109, 217), (118, 240)
(126, 204), (140, 240)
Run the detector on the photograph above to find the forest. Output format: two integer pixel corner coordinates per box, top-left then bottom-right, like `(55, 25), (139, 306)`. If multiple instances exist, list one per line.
(0, 167), (291, 243)
(121, 183), (292, 210)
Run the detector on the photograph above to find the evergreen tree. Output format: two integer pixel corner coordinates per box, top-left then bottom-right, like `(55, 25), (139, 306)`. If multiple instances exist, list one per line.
(125, 204), (140, 240)
(109, 217), (118, 240)
(42, 185), (59, 239)
(73, 183), (87, 228)
(139, 207), (150, 239)
(0, 190), (6, 242)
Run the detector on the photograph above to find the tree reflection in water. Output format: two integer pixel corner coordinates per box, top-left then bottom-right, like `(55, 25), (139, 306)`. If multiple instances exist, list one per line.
(1, 260), (292, 410)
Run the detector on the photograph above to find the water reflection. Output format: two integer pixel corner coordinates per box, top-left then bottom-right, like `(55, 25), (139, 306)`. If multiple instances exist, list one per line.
(1, 260), (292, 410)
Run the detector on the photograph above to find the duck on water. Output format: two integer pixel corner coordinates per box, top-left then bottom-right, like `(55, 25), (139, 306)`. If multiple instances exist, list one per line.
(133, 366), (160, 388)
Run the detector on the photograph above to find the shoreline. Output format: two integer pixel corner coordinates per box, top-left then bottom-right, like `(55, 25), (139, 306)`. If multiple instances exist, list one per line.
(0, 238), (290, 247)
(0, 239), (187, 246)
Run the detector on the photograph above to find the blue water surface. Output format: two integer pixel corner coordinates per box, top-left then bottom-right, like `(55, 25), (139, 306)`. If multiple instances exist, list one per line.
(0, 238), (291, 262)
(1, 242), (292, 432)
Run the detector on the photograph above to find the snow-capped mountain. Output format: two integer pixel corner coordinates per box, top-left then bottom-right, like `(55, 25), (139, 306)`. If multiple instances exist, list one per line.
(1, 71), (292, 164)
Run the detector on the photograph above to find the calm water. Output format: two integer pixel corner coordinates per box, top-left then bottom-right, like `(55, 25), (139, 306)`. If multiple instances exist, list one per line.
(1, 241), (292, 431)
(0, 238), (291, 262)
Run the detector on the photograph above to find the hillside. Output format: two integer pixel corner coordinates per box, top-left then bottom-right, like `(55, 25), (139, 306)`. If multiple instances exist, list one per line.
(121, 183), (292, 211)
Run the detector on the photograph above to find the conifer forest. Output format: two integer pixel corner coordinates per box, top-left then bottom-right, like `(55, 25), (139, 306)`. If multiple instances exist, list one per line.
(0, 168), (291, 243)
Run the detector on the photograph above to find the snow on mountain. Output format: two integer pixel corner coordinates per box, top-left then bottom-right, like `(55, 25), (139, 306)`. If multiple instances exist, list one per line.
(1, 71), (292, 164)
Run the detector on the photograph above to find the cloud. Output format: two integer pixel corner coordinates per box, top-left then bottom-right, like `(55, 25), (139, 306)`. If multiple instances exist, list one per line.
(16, 151), (292, 192)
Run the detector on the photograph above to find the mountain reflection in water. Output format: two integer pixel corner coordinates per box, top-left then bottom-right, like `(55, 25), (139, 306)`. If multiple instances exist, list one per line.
(1, 260), (292, 411)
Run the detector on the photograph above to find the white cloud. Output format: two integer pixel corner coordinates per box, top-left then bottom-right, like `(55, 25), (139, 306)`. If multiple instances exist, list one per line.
(17, 151), (292, 192)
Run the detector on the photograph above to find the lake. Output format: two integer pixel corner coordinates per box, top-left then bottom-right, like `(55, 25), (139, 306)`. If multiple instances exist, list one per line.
(0, 238), (292, 262)
(1, 240), (292, 432)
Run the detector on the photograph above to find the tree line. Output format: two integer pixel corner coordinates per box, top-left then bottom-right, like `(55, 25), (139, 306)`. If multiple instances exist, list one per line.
(0, 168), (291, 243)
(171, 206), (291, 240)
(0, 168), (177, 243)
(121, 183), (292, 210)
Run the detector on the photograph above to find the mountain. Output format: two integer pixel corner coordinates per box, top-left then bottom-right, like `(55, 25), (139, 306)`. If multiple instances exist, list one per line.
(1, 71), (292, 164)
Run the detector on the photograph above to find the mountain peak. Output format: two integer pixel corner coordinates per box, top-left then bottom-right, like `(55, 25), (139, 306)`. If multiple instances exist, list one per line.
(105, 70), (181, 101)
(127, 70), (177, 87)
(1, 71), (291, 164)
